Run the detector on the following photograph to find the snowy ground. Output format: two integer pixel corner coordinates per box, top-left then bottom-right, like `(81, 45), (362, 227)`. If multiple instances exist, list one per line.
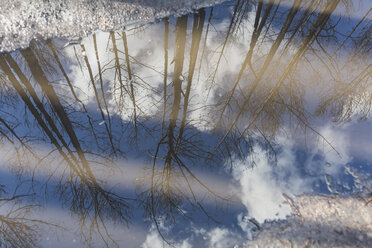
(246, 164), (372, 247)
(247, 195), (372, 248)
(0, 0), (224, 52)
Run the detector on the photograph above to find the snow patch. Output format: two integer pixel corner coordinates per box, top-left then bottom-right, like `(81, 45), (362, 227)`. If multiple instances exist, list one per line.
(0, 0), (226, 52)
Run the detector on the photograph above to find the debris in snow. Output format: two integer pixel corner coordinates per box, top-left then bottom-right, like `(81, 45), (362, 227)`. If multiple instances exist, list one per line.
(345, 164), (372, 196)
(63, 39), (81, 48)
(325, 174), (335, 193)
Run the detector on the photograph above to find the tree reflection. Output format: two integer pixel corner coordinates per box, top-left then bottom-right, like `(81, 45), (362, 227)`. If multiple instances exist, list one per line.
(0, 0), (371, 246)
(0, 185), (58, 248)
(0, 48), (132, 246)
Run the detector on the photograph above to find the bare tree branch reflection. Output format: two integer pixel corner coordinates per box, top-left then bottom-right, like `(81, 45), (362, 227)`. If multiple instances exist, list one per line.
(0, 1), (371, 246)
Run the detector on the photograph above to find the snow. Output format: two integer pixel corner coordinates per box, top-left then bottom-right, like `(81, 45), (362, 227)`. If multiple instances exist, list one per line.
(247, 182), (372, 247)
(0, 0), (225, 52)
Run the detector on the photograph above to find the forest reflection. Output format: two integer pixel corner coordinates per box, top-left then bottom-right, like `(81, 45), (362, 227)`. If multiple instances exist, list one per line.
(0, 0), (371, 247)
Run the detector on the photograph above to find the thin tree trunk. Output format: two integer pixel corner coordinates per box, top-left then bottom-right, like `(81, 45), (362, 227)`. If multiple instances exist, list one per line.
(167, 15), (188, 153)
(334, 7), (371, 53)
(0, 117), (39, 159)
(246, 0), (276, 74)
(0, 55), (82, 176)
(111, 32), (126, 109)
(176, 9), (206, 149)
(3, 53), (79, 164)
(209, 0), (242, 86)
(47, 39), (99, 148)
(216, 0), (303, 128)
(161, 18), (169, 135)
(281, 0), (318, 55)
(80, 43), (116, 153)
(217, 0), (341, 151)
(122, 32), (138, 138)
(93, 34), (112, 131)
(20, 48), (94, 178)
(197, 7), (213, 86)
(259, 0), (283, 48)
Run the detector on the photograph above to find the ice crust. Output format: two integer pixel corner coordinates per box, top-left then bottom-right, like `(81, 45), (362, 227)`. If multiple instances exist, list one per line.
(0, 0), (224, 52)
(247, 166), (372, 247)
(247, 194), (372, 247)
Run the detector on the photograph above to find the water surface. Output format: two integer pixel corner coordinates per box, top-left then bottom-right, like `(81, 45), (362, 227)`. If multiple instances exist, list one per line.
(0, 0), (371, 247)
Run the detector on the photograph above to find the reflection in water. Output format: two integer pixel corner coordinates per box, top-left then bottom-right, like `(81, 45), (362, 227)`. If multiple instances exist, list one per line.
(0, 185), (45, 248)
(0, 0), (371, 247)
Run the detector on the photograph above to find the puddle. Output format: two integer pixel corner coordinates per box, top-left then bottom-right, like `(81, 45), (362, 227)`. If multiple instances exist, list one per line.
(0, 0), (371, 247)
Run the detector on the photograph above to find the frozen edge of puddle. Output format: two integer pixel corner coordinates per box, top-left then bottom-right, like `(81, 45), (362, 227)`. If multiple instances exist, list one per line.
(0, 0), (226, 52)
(249, 194), (372, 247)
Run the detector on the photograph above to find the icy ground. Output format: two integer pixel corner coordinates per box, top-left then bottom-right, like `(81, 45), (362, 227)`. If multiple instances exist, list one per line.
(248, 195), (372, 247)
(247, 166), (372, 248)
(0, 0), (224, 52)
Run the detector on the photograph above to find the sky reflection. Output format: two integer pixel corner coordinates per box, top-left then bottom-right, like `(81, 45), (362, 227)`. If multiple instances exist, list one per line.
(0, 0), (371, 247)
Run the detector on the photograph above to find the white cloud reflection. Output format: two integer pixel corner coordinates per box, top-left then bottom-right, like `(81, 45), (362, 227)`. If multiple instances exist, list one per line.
(1, 1), (371, 247)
